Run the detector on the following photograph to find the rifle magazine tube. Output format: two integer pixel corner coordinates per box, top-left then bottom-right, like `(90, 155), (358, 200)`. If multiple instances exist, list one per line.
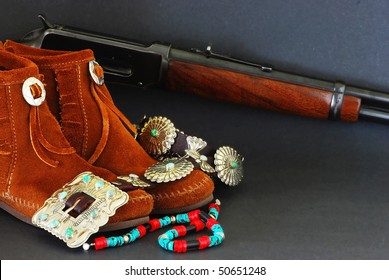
(359, 106), (389, 123)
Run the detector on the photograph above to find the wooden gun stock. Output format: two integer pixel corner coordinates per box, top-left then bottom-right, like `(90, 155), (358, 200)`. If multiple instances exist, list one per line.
(166, 60), (361, 122)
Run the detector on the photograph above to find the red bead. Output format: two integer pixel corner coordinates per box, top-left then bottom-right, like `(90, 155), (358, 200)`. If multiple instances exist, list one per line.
(206, 218), (218, 230)
(137, 225), (147, 238)
(173, 225), (187, 237)
(174, 240), (187, 253)
(188, 209), (200, 221)
(94, 236), (107, 250)
(190, 219), (205, 231)
(148, 219), (161, 232)
(197, 236), (210, 250)
(209, 203), (220, 213)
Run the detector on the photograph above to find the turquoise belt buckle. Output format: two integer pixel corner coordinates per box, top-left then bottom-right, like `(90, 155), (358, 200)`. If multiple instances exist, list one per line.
(32, 172), (128, 248)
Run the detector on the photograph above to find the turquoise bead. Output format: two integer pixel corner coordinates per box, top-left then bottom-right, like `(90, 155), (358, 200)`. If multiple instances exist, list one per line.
(212, 224), (223, 231)
(167, 241), (174, 251)
(176, 213), (189, 223)
(165, 229), (178, 239)
(160, 216), (171, 227)
(132, 229), (140, 239)
(209, 235), (223, 246)
(107, 236), (124, 247)
(158, 237), (170, 249)
(129, 228), (140, 242)
(128, 233), (136, 242)
(209, 208), (219, 220)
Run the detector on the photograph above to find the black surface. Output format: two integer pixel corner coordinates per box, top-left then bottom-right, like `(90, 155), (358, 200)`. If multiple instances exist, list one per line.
(1, 0), (389, 259)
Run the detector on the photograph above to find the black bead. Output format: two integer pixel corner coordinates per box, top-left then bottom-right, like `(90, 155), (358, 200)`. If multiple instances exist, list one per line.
(143, 223), (152, 231)
(186, 239), (201, 250)
(199, 211), (212, 223)
(186, 225), (197, 233)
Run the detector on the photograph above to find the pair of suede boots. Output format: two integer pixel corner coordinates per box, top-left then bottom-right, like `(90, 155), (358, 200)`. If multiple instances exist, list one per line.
(0, 40), (215, 231)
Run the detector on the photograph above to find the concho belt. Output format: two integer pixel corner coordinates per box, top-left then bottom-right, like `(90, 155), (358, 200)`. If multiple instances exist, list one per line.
(114, 116), (244, 190)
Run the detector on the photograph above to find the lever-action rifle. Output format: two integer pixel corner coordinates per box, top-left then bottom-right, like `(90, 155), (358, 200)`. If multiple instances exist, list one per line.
(19, 15), (389, 124)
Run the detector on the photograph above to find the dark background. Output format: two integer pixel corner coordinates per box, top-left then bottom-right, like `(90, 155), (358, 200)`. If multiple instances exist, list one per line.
(1, 0), (389, 259)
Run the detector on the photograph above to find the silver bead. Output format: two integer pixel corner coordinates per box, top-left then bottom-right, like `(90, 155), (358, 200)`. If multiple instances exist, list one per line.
(158, 234), (168, 240)
(170, 216), (176, 224)
(123, 235), (130, 244)
(215, 199), (221, 206)
(215, 232), (225, 240)
(82, 243), (90, 251)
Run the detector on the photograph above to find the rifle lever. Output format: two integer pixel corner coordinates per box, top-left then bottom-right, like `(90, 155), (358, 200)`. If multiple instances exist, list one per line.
(190, 45), (272, 73)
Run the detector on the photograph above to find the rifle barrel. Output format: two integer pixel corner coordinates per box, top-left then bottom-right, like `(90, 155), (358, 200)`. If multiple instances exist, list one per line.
(347, 86), (389, 107)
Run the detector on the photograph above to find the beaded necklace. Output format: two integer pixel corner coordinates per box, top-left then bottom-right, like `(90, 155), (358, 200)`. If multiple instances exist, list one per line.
(83, 200), (224, 253)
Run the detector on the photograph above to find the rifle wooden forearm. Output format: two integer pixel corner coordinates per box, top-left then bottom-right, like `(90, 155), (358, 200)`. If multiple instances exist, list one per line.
(166, 60), (361, 122)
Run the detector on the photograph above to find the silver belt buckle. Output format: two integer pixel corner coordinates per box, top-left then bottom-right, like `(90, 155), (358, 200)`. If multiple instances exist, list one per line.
(32, 172), (128, 248)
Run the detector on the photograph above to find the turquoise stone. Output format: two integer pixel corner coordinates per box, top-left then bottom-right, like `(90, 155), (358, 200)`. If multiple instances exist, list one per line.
(150, 129), (158, 138)
(39, 213), (48, 222)
(83, 175), (91, 183)
(95, 181), (104, 190)
(65, 227), (73, 239)
(89, 209), (99, 219)
(49, 220), (59, 229)
(106, 189), (116, 198)
(58, 191), (67, 201)
(165, 162), (175, 171)
(230, 161), (238, 169)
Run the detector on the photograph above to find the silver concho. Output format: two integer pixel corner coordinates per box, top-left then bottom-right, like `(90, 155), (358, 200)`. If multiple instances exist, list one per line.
(185, 136), (215, 173)
(186, 136), (207, 151)
(138, 116), (177, 158)
(214, 146), (244, 186)
(144, 158), (194, 183)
